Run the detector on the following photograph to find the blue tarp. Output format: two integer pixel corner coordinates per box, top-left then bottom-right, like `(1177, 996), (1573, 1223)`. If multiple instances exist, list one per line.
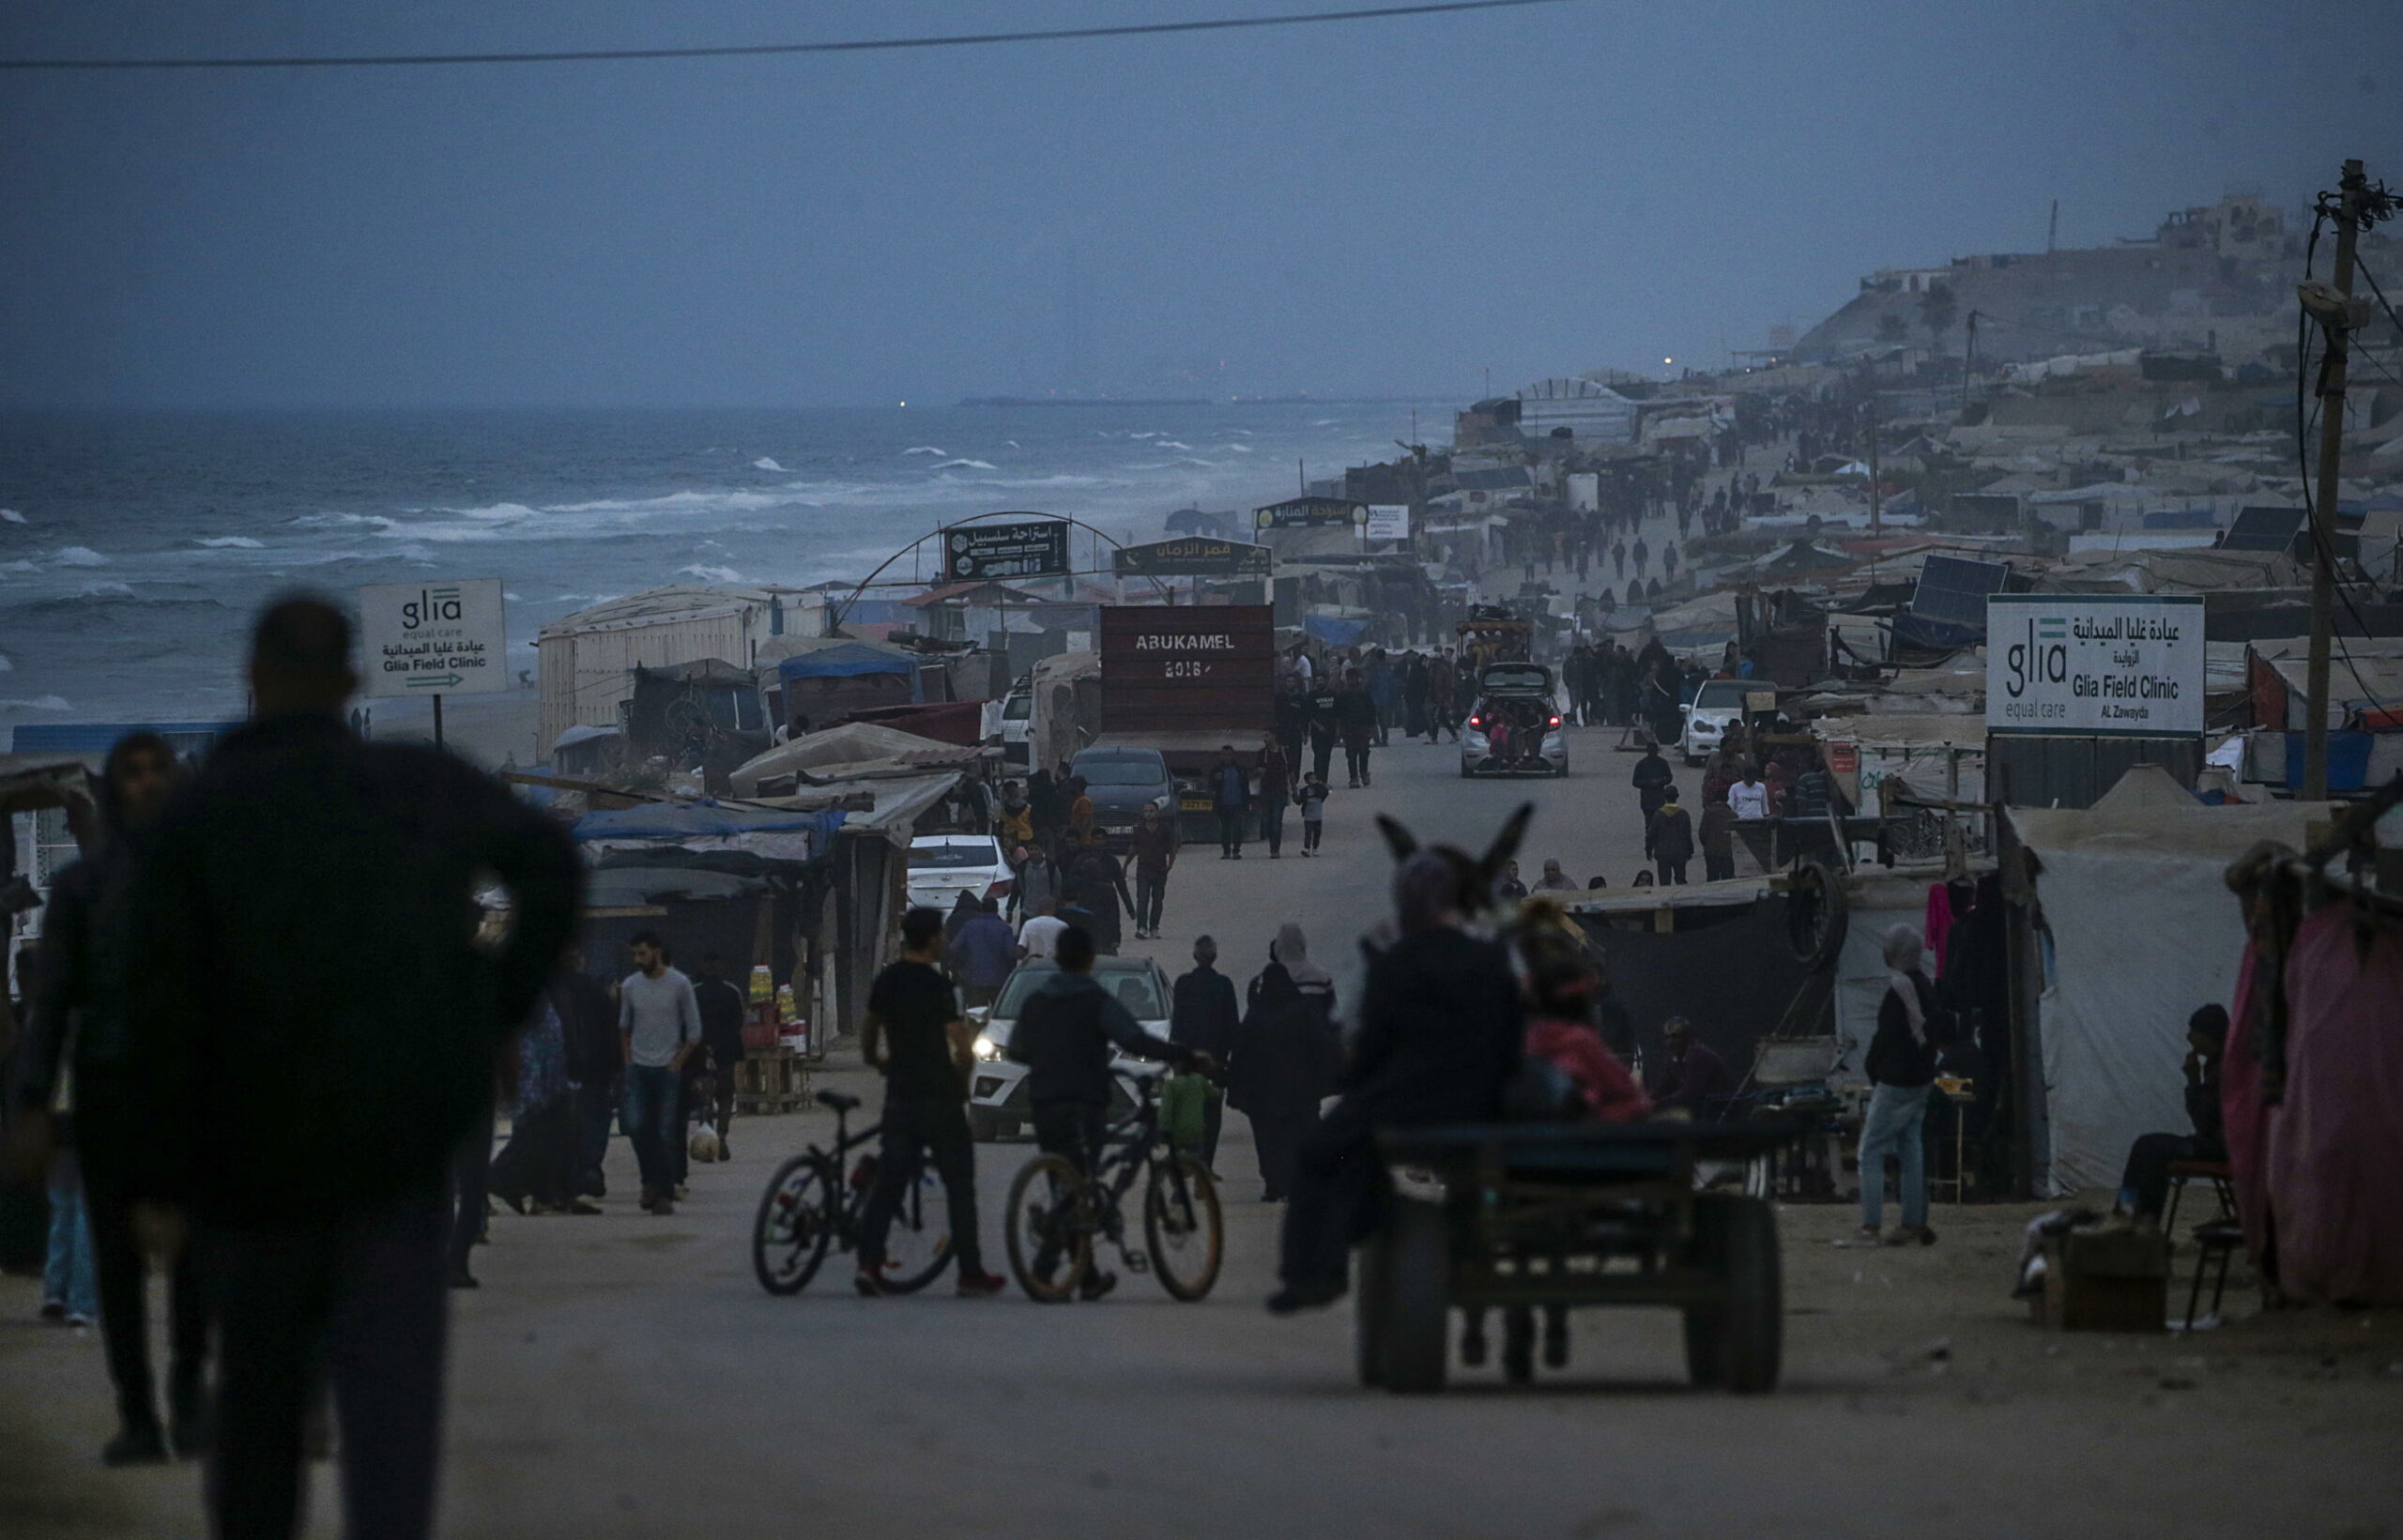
(1303, 612), (1370, 647)
(573, 800), (848, 846)
(2281, 731), (2374, 792)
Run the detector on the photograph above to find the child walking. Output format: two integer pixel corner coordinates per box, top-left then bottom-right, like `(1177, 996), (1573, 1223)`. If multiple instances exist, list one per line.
(1297, 773), (1330, 855)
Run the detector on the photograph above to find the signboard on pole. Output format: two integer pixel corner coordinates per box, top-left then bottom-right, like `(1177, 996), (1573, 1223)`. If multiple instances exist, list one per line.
(358, 579), (509, 698)
(1253, 496), (1366, 531)
(944, 517), (1069, 582)
(1098, 605), (1275, 736)
(1363, 505), (1412, 542)
(1986, 594), (2203, 737)
(1111, 537), (1272, 578)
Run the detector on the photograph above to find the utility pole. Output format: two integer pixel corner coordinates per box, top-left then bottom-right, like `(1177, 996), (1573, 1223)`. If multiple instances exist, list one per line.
(2046, 199), (2059, 255)
(2301, 159), (2393, 799)
(1865, 397), (1882, 539)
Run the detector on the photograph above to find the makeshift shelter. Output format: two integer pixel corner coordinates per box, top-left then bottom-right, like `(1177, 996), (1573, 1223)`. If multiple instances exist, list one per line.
(764, 636), (925, 730)
(727, 722), (983, 799)
(2003, 767), (2330, 1197)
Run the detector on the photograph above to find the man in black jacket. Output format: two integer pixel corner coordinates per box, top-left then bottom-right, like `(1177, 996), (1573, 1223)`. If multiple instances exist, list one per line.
(8, 732), (207, 1465)
(691, 952), (750, 1159)
(553, 944), (620, 1199)
(1007, 926), (1206, 1299)
(124, 598), (582, 1540)
(1169, 936), (1240, 1168)
(1270, 854), (1523, 1314)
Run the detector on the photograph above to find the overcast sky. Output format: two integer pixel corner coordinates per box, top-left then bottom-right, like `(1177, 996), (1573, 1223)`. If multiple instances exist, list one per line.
(3, 0), (2396, 408)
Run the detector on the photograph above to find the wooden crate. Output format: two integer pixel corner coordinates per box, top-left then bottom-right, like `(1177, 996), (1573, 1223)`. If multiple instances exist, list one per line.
(2034, 1229), (2169, 1333)
(734, 1047), (810, 1116)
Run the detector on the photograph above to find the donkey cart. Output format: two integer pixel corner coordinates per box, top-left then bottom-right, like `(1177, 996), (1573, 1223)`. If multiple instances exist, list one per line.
(1356, 1121), (1802, 1394)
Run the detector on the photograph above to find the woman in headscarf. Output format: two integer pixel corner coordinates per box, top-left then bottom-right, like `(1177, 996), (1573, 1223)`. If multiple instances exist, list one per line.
(490, 994), (588, 1215)
(1229, 935), (1339, 1203)
(1855, 924), (1941, 1246)
(1511, 902), (1649, 1122)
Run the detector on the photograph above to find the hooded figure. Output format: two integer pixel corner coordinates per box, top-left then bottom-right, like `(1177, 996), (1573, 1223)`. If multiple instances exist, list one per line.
(1230, 946), (1339, 1203)
(1268, 810), (1528, 1315)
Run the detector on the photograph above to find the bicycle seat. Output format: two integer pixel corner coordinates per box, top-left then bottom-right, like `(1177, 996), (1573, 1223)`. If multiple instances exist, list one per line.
(815, 1090), (862, 1113)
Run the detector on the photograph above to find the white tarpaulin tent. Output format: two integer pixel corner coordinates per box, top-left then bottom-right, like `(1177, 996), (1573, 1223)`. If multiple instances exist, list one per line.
(2008, 768), (2327, 1196)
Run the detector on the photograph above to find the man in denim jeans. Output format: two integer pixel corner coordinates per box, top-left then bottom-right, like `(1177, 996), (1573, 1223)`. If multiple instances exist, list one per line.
(618, 932), (700, 1215)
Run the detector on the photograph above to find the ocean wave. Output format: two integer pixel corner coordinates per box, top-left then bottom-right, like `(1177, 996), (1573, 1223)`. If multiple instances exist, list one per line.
(753, 457), (787, 472)
(903, 446), (948, 456)
(1224, 443), (1255, 452)
(0, 509), (24, 524)
(197, 536), (267, 549)
(677, 564), (744, 584)
(52, 546), (109, 567)
(930, 458), (998, 472)
(80, 581), (136, 598)
(0, 654), (12, 672)
(0, 695), (71, 713)
(290, 512), (396, 530)
(1155, 441), (1194, 451)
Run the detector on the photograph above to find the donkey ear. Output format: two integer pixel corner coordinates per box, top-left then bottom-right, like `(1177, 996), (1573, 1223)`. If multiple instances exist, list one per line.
(1375, 814), (1418, 861)
(1477, 803), (1535, 885)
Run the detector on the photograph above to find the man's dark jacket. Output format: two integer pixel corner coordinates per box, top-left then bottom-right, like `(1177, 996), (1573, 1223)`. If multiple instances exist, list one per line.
(1340, 927), (1523, 1124)
(1170, 964), (1240, 1064)
(11, 836), (145, 1156)
(1007, 970), (1186, 1109)
(125, 713), (582, 1225)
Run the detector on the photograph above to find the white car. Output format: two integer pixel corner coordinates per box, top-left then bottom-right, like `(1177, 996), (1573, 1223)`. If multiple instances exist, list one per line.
(966, 955), (1175, 1140)
(904, 833), (1013, 914)
(995, 687), (1033, 768)
(1679, 679), (1754, 767)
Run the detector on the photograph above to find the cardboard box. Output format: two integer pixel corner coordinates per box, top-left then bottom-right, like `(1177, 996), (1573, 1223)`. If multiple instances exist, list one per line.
(2034, 1229), (2169, 1333)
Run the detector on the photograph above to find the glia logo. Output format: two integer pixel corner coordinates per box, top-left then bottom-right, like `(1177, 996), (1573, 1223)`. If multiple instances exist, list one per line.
(400, 587), (464, 630)
(2001, 615), (2069, 698)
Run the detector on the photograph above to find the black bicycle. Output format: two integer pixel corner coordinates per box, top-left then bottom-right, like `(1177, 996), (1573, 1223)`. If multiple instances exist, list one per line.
(752, 1090), (954, 1295)
(1003, 1071), (1223, 1304)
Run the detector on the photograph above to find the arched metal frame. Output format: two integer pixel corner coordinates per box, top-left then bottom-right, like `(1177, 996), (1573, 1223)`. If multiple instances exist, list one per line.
(829, 511), (1171, 629)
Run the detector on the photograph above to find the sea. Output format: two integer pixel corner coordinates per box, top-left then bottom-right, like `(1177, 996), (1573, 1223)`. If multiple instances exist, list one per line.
(0, 402), (1443, 729)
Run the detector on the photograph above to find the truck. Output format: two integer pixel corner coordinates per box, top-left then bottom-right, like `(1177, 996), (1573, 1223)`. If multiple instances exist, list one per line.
(1089, 604), (1277, 842)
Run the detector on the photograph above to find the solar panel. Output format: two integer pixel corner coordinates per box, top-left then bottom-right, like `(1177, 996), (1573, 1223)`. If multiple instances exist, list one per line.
(1908, 555), (2013, 628)
(2222, 505), (2307, 552)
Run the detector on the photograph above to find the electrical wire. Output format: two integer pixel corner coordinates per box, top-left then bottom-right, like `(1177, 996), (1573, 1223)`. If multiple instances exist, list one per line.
(0, 0), (1566, 70)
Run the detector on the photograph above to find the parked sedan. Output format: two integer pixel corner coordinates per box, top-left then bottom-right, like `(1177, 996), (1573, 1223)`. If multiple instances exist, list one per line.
(965, 955), (1173, 1140)
(1679, 678), (1753, 767)
(904, 833), (1013, 913)
(1460, 662), (1568, 777)
(1066, 744), (1175, 843)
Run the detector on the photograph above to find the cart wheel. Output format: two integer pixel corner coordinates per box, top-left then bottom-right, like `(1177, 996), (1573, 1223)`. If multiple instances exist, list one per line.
(1353, 1238), (1390, 1388)
(1382, 1199), (1450, 1395)
(1502, 1306), (1536, 1385)
(1682, 1194), (1783, 1393)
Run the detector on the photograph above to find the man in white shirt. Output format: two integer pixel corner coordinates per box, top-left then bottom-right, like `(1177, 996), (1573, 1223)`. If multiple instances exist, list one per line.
(1018, 902), (1070, 963)
(618, 932), (701, 1214)
(1729, 770), (1771, 822)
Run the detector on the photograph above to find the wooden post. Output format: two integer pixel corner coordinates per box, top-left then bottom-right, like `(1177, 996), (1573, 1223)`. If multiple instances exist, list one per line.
(2303, 159), (2370, 800)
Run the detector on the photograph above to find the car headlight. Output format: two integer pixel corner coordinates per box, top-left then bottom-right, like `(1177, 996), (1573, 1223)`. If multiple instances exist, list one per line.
(973, 1032), (1002, 1060)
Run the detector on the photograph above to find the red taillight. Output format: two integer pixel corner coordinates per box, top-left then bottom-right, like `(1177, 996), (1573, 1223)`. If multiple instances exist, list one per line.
(987, 878), (1014, 897)
(1469, 716), (1484, 729)
(1547, 714), (1562, 728)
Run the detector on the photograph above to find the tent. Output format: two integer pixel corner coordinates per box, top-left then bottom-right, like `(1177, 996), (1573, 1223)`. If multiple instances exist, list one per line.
(727, 721), (982, 798)
(2006, 768), (2329, 1196)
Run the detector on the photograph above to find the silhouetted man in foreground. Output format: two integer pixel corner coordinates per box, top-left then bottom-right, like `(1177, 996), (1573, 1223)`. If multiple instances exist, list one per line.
(126, 596), (582, 1540)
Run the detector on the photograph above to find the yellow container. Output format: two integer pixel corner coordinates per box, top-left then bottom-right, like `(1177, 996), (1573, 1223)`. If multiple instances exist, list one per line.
(749, 965), (773, 1003)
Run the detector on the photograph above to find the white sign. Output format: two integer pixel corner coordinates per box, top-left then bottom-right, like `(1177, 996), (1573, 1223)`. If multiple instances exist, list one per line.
(1986, 594), (2203, 737)
(358, 579), (510, 699)
(1568, 472), (1600, 513)
(1364, 504), (1412, 542)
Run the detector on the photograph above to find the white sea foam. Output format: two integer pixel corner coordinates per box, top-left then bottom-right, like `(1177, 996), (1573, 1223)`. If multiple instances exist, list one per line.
(0, 655), (12, 672)
(0, 695), (71, 712)
(80, 581), (136, 598)
(930, 458), (998, 472)
(753, 457), (787, 472)
(197, 536), (267, 549)
(1156, 441), (1194, 451)
(1224, 443), (1255, 452)
(903, 446), (948, 456)
(678, 564), (744, 584)
(0, 509), (25, 524)
(52, 546), (109, 567)
(290, 512), (396, 530)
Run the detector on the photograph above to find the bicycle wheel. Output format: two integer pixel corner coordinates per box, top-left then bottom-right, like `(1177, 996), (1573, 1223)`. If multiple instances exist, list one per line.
(1143, 1154), (1224, 1302)
(1005, 1154), (1092, 1304)
(873, 1154), (956, 1295)
(753, 1153), (835, 1296)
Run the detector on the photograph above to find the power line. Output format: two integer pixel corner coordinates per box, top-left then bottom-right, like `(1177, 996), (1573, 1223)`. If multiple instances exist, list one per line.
(0, 0), (1566, 70)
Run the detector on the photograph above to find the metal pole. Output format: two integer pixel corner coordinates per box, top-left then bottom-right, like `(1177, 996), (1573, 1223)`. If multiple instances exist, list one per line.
(2303, 159), (2367, 801)
(433, 693), (444, 751)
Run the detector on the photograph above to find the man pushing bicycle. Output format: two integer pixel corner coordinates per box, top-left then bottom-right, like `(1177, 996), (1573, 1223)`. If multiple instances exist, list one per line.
(1007, 925), (1212, 1299)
